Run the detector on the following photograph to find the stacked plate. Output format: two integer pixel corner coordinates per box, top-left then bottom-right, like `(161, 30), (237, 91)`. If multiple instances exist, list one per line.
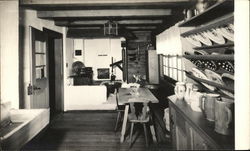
(185, 23), (234, 47)
(202, 28), (225, 44)
(217, 24), (234, 42)
(185, 35), (202, 47)
(194, 50), (208, 55)
(220, 73), (234, 98)
(191, 68), (216, 91)
(193, 33), (212, 46)
(193, 50), (218, 71)
(217, 61), (234, 73)
(204, 69), (223, 85)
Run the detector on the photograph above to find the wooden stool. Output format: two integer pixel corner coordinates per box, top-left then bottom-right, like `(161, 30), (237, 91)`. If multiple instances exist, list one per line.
(114, 88), (125, 132)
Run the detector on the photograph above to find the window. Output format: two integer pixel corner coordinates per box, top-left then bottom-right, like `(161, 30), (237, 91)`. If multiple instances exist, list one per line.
(162, 54), (186, 82)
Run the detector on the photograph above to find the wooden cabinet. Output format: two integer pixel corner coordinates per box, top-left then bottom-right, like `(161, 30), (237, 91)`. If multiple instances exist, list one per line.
(187, 123), (216, 150)
(170, 103), (190, 150)
(192, 128), (212, 150)
(168, 95), (234, 150)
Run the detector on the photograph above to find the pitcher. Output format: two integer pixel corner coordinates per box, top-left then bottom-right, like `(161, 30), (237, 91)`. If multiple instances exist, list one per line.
(184, 83), (194, 104)
(174, 82), (186, 100)
(200, 93), (220, 121)
(214, 97), (234, 135)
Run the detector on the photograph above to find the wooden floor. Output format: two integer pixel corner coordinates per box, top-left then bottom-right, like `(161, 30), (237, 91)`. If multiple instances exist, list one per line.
(22, 111), (172, 151)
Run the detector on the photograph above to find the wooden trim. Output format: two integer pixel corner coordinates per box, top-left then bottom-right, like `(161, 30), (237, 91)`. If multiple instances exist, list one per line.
(37, 9), (171, 18)
(183, 54), (234, 61)
(55, 19), (163, 26)
(21, 0), (190, 5)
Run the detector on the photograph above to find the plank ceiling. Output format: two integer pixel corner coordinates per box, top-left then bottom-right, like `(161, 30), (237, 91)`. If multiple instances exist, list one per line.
(20, 0), (195, 38)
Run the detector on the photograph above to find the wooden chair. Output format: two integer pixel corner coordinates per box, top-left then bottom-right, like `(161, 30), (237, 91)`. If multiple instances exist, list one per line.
(114, 87), (125, 132)
(128, 99), (150, 148)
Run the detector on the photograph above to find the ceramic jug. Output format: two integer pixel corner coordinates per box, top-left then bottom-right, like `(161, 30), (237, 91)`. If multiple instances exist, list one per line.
(196, 0), (209, 14)
(184, 83), (194, 104)
(174, 82), (186, 100)
(190, 91), (203, 112)
(214, 97), (234, 135)
(200, 93), (220, 121)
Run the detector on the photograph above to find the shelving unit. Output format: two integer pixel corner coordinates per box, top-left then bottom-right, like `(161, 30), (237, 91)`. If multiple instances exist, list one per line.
(185, 72), (234, 92)
(181, 12), (234, 37)
(179, 0), (234, 98)
(193, 42), (234, 50)
(179, 0), (234, 27)
(170, 1), (235, 150)
(183, 54), (234, 61)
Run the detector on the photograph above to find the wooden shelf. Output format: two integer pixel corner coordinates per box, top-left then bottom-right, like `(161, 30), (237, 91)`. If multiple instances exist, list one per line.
(183, 54), (234, 61)
(186, 72), (234, 93)
(181, 13), (234, 37)
(179, 0), (234, 27)
(193, 42), (234, 50)
(192, 66), (234, 75)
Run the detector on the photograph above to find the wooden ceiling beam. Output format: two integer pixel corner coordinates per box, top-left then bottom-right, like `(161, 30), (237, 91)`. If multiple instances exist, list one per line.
(21, 0), (191, 6)
(125, 26), (157, 30)
(55, 20), (163, 26)
(37, 9), (171, 19)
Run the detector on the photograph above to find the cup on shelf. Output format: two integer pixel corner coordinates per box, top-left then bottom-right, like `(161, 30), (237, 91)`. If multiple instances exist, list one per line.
(200, 93), (220, 121)
(174, 82), (186, 100)
(183, 9), (194, 20)
(214, 97), (234, 135)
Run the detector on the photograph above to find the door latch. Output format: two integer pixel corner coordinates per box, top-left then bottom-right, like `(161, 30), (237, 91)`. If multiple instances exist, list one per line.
(27, 84), (33, 95)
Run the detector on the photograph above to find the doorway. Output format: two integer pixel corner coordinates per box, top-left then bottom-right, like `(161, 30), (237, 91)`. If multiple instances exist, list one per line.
(43, 28), (64, 119)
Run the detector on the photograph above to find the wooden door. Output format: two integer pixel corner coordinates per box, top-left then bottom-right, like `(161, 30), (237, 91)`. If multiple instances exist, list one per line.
(30, 27), (49, 108)
(54, 38), (64, 111)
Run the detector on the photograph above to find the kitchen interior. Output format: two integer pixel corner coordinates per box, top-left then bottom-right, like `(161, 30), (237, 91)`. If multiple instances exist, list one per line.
(0, 0), (249, 150)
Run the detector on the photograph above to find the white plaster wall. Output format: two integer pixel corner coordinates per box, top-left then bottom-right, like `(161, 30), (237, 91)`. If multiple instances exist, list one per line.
(84, 38), (123, 80)
(63, 38), (123, 110)
(0, 1), (19, 109)
(19, 8), (63, 108)
(73, 39), (85, 63)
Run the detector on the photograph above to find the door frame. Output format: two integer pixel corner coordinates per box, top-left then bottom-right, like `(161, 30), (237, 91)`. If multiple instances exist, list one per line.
(43, 28), (64, 113)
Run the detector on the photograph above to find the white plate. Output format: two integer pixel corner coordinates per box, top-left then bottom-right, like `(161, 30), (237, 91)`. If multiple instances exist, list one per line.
(203, 29), (225, 44)
(221, 73), (234, 81)
(220, 89), (234, 98)
(194, 50), (208, 55)
(185, 35), (202, 47)
(194, 33), (212, 46)
(204, 69), (223, 85)
(220, 73), (234, 98)
(191, 68), (216, 91)
(217, 24), (234, 41)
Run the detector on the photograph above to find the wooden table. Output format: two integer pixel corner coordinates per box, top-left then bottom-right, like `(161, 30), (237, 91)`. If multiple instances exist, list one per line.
(118, 88), (159, 143)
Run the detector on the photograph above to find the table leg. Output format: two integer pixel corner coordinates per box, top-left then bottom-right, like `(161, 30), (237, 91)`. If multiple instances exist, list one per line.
(150, 124), (157, 143)
(120, 105), (129, 143)
(149, 113), (157, 143)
